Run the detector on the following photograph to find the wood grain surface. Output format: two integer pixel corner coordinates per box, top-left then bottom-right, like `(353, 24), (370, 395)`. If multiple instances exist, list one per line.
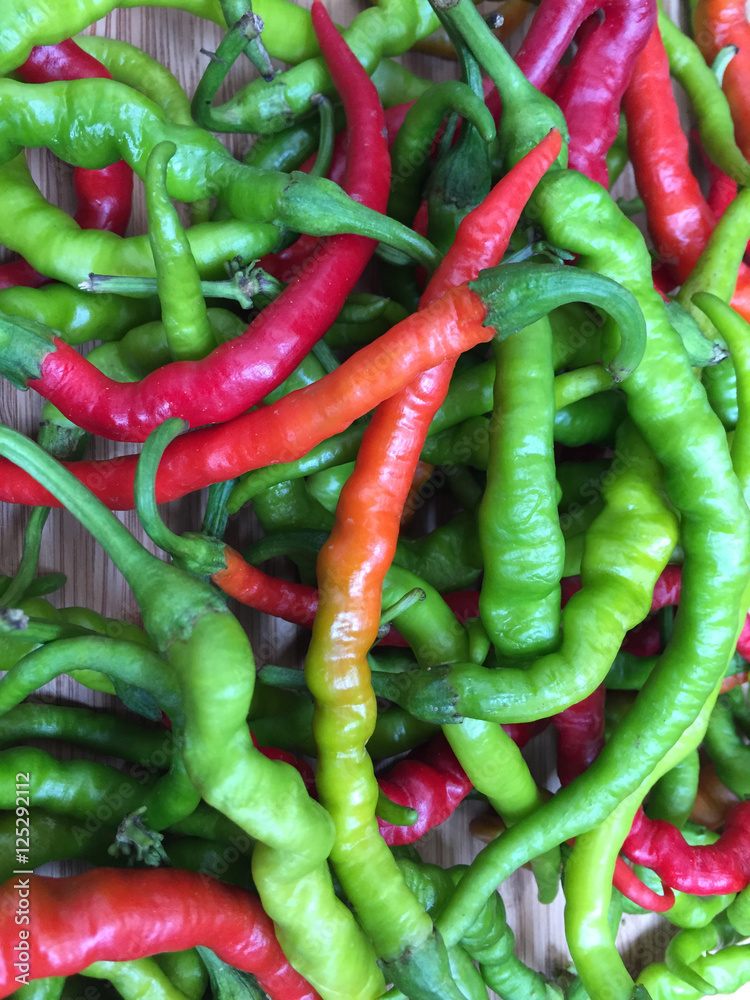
(0, 2), (741, 997)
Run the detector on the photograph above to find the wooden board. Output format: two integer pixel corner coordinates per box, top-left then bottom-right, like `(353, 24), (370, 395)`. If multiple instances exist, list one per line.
(0, 3), (742, 997)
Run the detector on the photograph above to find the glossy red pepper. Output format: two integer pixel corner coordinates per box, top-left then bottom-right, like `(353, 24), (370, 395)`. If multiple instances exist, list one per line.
(552, 683), (606, 788)
(377, 736), (472, 846)
(0, 868), (320, 1000)
(622, 801), (750, 893)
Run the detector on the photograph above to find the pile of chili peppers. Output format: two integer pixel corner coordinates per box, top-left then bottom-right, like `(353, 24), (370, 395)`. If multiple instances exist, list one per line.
(2, 0), (750, 997)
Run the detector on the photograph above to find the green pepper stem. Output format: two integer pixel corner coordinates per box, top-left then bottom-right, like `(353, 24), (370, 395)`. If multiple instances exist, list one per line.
(193, 0), (273, 131)
(376, 789), (419, 827)
(712, 44), (739, 86)
(134, 419), (228, 576)
(79, 269), (280, 310)
(0, 507), (51, 607)
(307, 94), (335, 180)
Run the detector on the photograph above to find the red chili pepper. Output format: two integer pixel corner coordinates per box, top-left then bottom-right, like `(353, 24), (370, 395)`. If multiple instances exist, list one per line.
(377, 736), (473, 846)
(0, 40), (133, 292)
(622, 801), (750, 893)
(551, 683), (606, 788)
(623, 21), (750, 317)
(21, 25), (392, 443)
(613, 858), (675, 913)
(622, 24), (716, 284)
(17, 38), (112, 83)
(551, 0), (656, 185)
(214, 547), (319, 628)
(649, 564), (683, 610)
(0, 868), (319, 1000)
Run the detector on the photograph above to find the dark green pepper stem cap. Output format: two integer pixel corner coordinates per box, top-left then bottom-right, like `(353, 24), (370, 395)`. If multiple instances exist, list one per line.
(0, 313), (57, 390)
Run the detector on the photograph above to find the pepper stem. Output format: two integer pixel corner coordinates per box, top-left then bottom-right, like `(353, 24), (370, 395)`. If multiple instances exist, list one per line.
(307, 94), (335, 180)
(79, 264), (282, 310)
(376, 789), (419, 827)
(134, 419), (228, 576)
(192, 0), (273, 130)
(379, 589), (426, 630)
(109, 806), (170, 866)
(712, 44), (739, 87)
(0, 507), (50, 607)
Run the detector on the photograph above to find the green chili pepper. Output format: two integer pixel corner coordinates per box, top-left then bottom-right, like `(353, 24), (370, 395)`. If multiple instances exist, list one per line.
(658, 8), (750, 187)
(397, 860), (562, 1000)
(0, 81), (438, 266)
(0, 702), (171, 763)
(243, 104), (347, 173)
(0, 745), (163, 827)
(144, 141), (215, 361)
(80, 958), (194, 1000)
(0, 637), (199, 835)
(637, 945), (750, 998)
(0, 598), (154, 682)
(479, 314), (562, 658)
(0, 572), (64, 601)
(664, 918), (741, 995)
(554, 392), (626, 448)
(703, 692), (750, 797)
(0, 808), (116, 884)
(373, 423), (677, 723)
(565, 695), (718, 1000)
(76, 34), (194, 126)
(0, 282), (159, 346)
(12, 978), (64, 1000)
(154, 951), (209, 1000)
(370, 58), (432, 107)
(679, 188), (750, 330)
(694, 293), (750, 503)
(727, 884), (750, 936)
